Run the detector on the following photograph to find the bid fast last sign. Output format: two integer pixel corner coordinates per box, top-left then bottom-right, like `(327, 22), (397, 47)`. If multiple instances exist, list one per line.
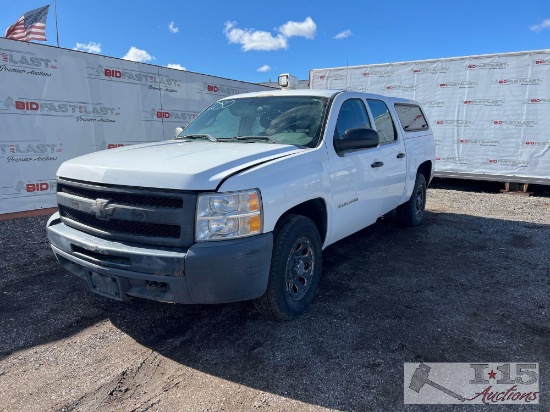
(0, 38), (271, 215)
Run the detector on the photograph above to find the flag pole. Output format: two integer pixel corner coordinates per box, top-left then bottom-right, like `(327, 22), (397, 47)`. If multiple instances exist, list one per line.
(54, 0), (60, 47)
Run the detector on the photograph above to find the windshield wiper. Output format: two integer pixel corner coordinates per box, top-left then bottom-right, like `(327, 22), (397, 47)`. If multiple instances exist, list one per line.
(175, 134), (218, 142)
(227, 136), (278, 143)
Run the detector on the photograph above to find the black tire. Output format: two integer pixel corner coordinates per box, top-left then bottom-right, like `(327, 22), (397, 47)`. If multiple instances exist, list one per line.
(396, 173), (427, 226)
(254, 214), (322, 320)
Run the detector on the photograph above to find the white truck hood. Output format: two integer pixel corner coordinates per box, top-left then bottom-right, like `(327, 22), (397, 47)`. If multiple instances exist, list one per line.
(57, 140), (302, 190)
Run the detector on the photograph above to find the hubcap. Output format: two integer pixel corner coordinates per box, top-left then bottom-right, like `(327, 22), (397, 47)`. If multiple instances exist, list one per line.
(285, 237), (315, 301)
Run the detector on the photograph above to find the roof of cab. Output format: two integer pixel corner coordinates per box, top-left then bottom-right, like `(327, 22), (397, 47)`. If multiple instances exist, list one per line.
(220, 88), (419, 105)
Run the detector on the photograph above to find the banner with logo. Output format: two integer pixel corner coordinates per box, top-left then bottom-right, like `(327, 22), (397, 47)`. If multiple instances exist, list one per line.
(0, 38), (272, 215)
(310, 50), (550, 185)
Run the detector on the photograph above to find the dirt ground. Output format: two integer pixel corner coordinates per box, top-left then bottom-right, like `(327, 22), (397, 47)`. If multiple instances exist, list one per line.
(1, 179), (549, 412)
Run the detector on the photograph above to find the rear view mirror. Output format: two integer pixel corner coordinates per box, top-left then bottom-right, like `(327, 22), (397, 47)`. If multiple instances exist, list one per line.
(174, 127), (184, 138)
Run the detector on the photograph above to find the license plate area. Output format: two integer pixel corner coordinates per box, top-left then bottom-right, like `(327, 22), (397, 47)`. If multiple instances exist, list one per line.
(87, 271), (123, 300)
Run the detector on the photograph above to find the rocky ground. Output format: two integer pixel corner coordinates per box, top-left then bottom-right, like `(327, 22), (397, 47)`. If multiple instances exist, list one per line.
(0, 179), (549, 411)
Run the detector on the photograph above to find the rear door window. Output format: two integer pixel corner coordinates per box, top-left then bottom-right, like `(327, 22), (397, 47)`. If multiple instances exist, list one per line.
(366, 99), (397, 144)
(394, 104), (429, 132)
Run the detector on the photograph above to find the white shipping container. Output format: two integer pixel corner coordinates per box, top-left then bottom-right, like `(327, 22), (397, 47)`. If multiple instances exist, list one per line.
(310, 50), (550, 185)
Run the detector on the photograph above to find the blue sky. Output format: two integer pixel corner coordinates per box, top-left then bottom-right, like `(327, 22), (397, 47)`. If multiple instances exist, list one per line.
(2, 1), (550, 83)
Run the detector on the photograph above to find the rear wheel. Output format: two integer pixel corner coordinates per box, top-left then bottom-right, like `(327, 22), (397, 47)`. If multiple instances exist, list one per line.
(254, 214), (322, 320)
(396, 173), (427, 226)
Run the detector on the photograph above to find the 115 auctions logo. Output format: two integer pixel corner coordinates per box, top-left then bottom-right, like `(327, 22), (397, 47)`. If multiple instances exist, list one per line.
(405, 363), (539, 404)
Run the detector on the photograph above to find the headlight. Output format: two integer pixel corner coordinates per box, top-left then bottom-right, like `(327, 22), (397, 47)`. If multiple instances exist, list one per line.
(196, 189), (262, 241)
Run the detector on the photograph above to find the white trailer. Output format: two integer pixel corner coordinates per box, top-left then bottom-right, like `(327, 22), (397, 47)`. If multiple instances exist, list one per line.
(0, 38), (272, 216)
(310, 50), (550, 186)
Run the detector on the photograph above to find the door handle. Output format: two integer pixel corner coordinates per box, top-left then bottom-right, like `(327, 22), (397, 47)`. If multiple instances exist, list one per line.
(397, 152), (406, 159)
(371, 161), (384, 168)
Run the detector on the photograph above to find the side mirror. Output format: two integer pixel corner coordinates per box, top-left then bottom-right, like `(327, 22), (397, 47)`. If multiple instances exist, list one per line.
(334, 128), (379, 153)
(174, 127), (184, 138)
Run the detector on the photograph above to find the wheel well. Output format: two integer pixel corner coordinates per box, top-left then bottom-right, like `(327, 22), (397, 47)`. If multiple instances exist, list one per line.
(418, 161), (432, 185)
(278, 198), (327, 243)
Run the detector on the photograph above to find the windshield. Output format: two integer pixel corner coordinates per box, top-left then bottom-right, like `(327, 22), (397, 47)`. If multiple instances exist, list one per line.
(177, 96), (329, 147)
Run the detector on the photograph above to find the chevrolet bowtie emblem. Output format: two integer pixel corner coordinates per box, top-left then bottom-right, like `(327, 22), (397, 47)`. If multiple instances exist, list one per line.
(90, 198), (115, 220)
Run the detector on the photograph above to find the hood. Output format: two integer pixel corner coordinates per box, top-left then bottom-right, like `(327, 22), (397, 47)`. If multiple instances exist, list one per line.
(57, 140), (302, 190)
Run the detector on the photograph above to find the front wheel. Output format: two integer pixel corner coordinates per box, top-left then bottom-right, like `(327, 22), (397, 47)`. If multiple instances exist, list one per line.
(254, 214), (322, 320)
(396, 173), (427, 226)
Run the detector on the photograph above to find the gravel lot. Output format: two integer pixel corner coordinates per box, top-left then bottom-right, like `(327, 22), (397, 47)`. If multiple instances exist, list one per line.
(0, 179), (549, 412)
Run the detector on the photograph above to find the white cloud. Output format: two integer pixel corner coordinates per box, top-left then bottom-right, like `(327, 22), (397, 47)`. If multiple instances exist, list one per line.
(278, 16), (317, 39)
(73, 41), (101, 54)
(224, 21), (287, 51)
(334, 29), (352, 40)
(168, 21), (179, 34)
(122, 46), (154, 63)
(530, 19), (550, 32)
(257, 64), (271, 72)
(167, 63), (186, 70)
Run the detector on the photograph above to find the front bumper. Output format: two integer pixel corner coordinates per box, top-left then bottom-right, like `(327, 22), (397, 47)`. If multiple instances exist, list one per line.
(46, 212), (273, 304)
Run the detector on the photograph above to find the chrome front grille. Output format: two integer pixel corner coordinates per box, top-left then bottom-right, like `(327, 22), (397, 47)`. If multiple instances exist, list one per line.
(57, 178), (196, 248)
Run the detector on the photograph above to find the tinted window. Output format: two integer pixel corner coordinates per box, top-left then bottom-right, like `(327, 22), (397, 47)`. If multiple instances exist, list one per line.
(366, 99), (396, 144)
(394, 104), (429, 132)
(334, 99), (371, 140)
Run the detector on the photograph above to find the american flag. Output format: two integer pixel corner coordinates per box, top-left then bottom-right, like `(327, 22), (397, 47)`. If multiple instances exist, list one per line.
(5, 5), (50, 42)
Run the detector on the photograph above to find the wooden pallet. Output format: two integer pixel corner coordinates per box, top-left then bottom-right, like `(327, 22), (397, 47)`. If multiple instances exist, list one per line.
(500, 182), (533, 196)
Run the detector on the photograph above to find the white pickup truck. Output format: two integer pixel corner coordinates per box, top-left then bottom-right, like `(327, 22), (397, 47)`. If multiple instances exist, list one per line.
(46, 83), (435, 319)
